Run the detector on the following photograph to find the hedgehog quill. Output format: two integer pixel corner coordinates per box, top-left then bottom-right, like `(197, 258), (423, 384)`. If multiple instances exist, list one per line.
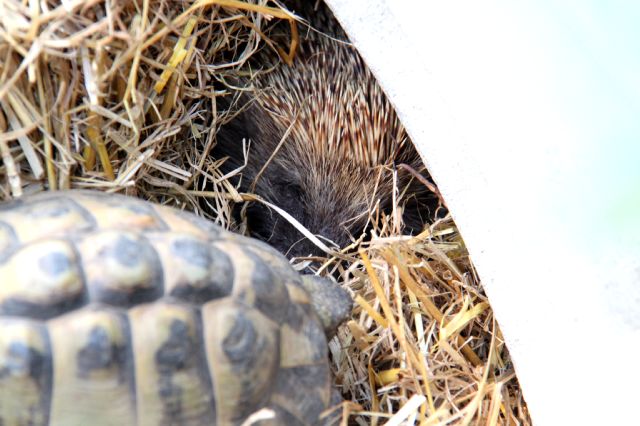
(216, 1), (439, 258)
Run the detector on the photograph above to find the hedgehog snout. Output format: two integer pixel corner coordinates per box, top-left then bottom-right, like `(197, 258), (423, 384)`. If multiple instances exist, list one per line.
(246, 199), (351, 258)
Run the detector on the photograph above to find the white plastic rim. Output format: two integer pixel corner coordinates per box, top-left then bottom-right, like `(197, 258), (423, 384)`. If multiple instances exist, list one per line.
(324, 1), (640, 424)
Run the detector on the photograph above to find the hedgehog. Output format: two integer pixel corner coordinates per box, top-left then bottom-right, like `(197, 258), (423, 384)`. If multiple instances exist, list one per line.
(214, 1), (440, 258)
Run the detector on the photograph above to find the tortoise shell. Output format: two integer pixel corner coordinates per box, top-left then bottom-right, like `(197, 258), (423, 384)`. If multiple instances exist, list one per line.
(0, 190), (346, 425)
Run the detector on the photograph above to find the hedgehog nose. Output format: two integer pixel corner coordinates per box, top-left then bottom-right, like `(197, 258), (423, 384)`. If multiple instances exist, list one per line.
(286, 225), (349, 259)
(286, 237), (325, 259)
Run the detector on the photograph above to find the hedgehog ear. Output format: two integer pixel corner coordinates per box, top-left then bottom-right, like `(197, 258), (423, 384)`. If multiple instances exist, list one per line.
(300, 275), (352, 338)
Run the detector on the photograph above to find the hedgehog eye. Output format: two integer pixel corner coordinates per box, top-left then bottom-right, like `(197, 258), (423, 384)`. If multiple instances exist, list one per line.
(268, 182), (306, 228)
(276, 182), (303, 200)
(287, 184), (303, 199)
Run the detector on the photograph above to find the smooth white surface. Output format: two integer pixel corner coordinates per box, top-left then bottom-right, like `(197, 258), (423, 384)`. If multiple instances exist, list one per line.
(325, 0), (640, 424)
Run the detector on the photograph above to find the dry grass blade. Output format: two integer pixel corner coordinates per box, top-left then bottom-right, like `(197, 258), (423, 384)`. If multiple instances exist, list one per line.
(355, 294), (389, 328)
(386, 394), (427, 426)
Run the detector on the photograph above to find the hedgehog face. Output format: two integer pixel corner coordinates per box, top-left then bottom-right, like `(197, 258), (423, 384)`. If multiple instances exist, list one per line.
(244, 157), (418, 258)
(245, 162), (362, 258)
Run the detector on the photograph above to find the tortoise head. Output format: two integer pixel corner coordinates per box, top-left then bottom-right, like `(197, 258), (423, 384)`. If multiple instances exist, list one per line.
(300, 275), (352, 338)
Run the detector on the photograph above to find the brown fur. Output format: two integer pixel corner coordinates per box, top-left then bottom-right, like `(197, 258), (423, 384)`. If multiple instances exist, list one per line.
(215, 1), (437, 257)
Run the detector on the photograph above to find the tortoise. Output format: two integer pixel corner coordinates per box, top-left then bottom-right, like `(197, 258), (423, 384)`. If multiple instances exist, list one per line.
(0, 190), (351, 425)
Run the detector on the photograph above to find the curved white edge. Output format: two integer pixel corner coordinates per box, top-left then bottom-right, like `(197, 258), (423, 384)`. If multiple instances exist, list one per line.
(325, 0), (640, 424)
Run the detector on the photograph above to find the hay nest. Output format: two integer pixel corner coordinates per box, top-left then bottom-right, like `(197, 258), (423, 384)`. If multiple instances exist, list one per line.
(0, 0), (531, 424)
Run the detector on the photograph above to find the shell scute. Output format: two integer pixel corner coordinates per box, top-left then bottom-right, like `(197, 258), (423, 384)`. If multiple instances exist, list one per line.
(0, 239), (85, 319)
(0, 196), (95, 244)
(47, 307), (136, 424)
(0, 319), (51, 426)
(202, 298), (280, 424)
(218, 242), (290, 325)
(280, 302), (328, 368)
(147, 233), (234, 304)
(154, 204), (223, 238)
(0, 221), (18, 263)
(66, 191), (168, 232)
(77, 231), (164, 307)
(242, 239), (306, 288)
(270, 364), (331, 425)
(129, 301), (216, 425)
